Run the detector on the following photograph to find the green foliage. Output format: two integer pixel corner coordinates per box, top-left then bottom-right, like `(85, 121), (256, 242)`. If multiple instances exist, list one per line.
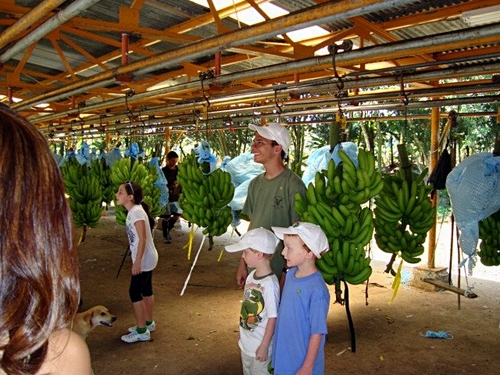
(183, 121), (254, 159)
(451, 103), (500, 155)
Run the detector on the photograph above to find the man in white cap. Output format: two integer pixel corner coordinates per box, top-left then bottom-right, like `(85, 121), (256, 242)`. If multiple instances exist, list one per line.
(237, 122), (306, 288)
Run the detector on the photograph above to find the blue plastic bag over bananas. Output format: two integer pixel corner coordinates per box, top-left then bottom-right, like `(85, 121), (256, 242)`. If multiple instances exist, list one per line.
(75, 140), (98, 167)
(447, 152), (500, 273)
(148, 156), (169, 208)
(177, 150), (235, 238)
(110, 157), (164, 225)
(373, 167), (435, 265)
(295, 145), (383, 285)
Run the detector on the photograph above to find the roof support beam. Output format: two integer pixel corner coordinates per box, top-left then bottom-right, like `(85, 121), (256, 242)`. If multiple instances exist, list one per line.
(0, 0), (66, 51)
(0, 0), (102, 63)
(13, 0), (421, 110)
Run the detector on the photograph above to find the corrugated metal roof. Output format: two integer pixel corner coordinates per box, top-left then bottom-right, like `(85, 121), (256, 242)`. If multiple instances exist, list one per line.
(0, 0), (498, 133)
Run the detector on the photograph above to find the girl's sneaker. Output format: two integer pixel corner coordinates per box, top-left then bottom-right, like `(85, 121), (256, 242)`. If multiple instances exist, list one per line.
(128, 320), (156, 333)
(121, 329), (151, 343)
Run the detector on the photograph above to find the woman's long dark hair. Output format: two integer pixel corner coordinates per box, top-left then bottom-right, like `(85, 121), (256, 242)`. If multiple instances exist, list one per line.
(124, 181), (156, 230)
(0, 104), (80, 374)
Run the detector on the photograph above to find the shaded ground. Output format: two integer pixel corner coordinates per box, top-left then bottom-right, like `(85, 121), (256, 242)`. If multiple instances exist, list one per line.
(79, 211), (500, 375)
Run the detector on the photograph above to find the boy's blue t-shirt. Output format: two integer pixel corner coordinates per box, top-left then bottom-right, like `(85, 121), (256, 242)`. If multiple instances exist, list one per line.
(272, 267), (330, 375)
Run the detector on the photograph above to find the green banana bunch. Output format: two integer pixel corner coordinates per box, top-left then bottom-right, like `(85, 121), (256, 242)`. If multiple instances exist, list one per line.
(373, 168), (435, 264)
(60, 159), (103, 231)
(478, 210), (500, 266)
(315, 206), (374, 285)
(296, 148), (382, 285)
(177, 151), (235, 239)
(110, 158), (164, 225)
(90, 158), (115, 205)
(136, 163), (162, 218)
(60, 158), (86, 197)
(69, 195), (103, 228)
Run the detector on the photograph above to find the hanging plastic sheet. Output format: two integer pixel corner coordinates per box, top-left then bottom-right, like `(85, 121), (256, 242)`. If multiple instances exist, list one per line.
(124, 142), (145, 160)
(220, 155), (231, 171)
(196, 141), (217, 173)
(331, 142), (359, 169)
(105, 147), (122, 167)
(58, 149), (76, 167)
(52, 153), (63, 166)
(301, 142), (359, 186)
(446, 152), (500, 274)
(89, 147), (98, 163)
(75, 141), (91, 166)
(302, 145), (331, 186)
(224, 153), (264, 187)
(149, 156), (169, 208)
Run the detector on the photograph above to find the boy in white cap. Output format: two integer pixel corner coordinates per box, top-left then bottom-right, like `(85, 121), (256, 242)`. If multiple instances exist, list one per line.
(238, 123), (307, 289)
(270, 222), (331, 375)
(225, 227), (281, 375)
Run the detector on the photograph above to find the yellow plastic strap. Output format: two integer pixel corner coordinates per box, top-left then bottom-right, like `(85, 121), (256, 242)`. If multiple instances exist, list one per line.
(390, 256), (404, 302)
(183, 224), (196, 260)
(217, 249), (224, 262)
(77, 228), (84, 246)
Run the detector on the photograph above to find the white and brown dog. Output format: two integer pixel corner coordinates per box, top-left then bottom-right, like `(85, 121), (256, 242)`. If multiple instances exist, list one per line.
(72, 305), (117, 339)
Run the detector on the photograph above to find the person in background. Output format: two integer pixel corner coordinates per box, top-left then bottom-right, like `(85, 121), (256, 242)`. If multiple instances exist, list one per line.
(225, 228), (281, 375)
(237, 123), (307, 288)
(271, 222), (331, 375)
(161, 151), (183, 244)
(0, 103), (92, 374)
(115, 181), (159, 343)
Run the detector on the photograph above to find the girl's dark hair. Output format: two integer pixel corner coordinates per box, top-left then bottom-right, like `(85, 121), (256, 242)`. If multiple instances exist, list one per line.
(0, 104), (80, 374)
(124, 181), (156, 230)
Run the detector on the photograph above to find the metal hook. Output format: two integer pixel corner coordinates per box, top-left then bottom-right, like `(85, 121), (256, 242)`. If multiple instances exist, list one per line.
(199, 70), (211, 108)
(99, 114), (106, 132)
(399, 72), (410, 130)
(328, 40), (353, 93)
(274, 89), (283, 115)
(399, 72), (409, 106)
(124, 90), (136, 122)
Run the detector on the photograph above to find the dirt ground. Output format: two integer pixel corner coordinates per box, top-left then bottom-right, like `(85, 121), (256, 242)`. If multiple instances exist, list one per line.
(79, 210), (500, 375)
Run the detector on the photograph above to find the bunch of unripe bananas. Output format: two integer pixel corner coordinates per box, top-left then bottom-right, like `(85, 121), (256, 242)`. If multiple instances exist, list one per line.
(61, 158), (103, 230)
(478, 210), (500, 266)
(90, 158), (115, 206)
(295, 148), (383, 285)
(177, 151), (234, 238)
(110, 158), (163, 225)
(373, 168), (435, 265)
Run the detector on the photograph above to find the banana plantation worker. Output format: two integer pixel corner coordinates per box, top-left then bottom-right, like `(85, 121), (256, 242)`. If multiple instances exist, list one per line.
(161, 150), (183, 244)
(237, 123), (307, 289)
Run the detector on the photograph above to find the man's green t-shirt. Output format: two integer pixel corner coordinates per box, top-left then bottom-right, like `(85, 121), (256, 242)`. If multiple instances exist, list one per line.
(242, 168), (306, 277)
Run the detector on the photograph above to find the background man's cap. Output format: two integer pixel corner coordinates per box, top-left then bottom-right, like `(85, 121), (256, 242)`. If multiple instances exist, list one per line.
(272, 222), (329, 258)
(225, 227), (280, 254)
(248, 123), (290, 155)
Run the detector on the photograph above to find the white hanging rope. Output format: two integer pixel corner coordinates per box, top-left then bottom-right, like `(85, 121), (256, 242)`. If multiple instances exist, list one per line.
(180, 234), (207, 296)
